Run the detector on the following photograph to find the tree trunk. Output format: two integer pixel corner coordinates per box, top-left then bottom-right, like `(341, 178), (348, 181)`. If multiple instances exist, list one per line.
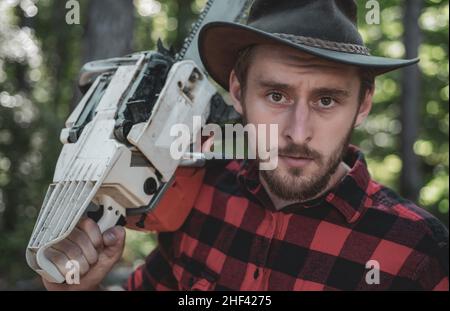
(82, 0), (135, 63)
(72, 0), (135, 110)
(175, 0), (195, 50)
(400, 0), (423, 202)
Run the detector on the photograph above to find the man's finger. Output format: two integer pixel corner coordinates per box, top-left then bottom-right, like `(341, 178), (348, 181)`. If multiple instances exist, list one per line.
(67, 227), (99, 265)
(52, 239), (90, 275)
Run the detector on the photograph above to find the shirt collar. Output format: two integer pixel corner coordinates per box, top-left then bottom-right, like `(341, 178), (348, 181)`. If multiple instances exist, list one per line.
(236, 144), (372, 223)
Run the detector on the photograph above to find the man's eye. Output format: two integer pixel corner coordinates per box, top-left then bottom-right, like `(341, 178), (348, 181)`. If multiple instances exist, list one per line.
(318, 97), (335, 108)
(267, 92), (288, 104)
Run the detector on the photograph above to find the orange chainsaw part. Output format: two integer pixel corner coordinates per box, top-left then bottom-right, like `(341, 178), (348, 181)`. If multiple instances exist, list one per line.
(125, 166), (206, 233)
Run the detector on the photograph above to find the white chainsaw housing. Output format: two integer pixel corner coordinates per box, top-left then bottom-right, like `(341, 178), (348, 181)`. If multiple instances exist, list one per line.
(26, 57), (215, 283)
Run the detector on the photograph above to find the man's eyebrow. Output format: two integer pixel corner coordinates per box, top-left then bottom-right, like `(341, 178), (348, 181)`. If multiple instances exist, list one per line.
(310, 87), (351, 98)
(255, 79), (351, 98)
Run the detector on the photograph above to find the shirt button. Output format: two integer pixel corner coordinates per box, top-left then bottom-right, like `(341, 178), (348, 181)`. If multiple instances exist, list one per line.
(253, 268), (260, 280)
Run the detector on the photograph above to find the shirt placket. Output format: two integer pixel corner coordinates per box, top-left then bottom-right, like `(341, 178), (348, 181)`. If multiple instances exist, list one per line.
(242, 208), (286, 290)
(238, 164), (287, 290)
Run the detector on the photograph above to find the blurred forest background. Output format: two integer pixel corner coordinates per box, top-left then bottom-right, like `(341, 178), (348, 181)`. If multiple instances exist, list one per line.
(0, 0), (448, 290)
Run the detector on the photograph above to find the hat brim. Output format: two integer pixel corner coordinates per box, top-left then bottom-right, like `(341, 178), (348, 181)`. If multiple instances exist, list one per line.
(198, 21), (420, 90)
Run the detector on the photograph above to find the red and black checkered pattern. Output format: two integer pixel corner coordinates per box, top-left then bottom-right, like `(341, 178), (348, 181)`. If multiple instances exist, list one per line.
(125, 145), (449, 291)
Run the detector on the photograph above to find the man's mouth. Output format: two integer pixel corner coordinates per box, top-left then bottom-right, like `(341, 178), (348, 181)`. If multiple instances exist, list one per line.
(279, 154), (313, 168)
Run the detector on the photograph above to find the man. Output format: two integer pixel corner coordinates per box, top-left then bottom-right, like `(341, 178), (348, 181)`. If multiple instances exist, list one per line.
(43, 0), (448, 291)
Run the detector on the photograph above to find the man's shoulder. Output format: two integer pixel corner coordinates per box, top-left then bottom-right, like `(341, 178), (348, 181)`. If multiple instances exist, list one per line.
(202, 159), (245, 187)
(364, 180), (448, 254)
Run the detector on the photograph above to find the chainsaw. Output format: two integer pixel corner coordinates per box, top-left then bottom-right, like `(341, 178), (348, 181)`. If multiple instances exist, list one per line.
(26, 0), (252, 284)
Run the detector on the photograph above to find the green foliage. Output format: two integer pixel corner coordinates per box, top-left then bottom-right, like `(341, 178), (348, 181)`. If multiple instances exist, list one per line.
(355, 0), (449, 225)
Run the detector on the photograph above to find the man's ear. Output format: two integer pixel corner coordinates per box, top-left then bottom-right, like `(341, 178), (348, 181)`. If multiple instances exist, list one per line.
(229, 70), (244, 115)
(354, 84), (375, 128)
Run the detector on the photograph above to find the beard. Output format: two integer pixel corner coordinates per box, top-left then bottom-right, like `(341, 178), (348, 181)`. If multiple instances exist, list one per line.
(259, 128), (353, 202)
(239, 100), (357, 202)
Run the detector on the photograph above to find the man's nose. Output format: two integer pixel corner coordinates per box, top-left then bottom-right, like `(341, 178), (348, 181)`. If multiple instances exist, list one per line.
(283, 102), (313, 145)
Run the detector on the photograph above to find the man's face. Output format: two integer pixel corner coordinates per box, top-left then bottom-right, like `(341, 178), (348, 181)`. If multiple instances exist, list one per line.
(229, 45), (372, 201)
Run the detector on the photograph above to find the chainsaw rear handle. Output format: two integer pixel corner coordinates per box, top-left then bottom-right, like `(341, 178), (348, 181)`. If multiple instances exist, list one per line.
(36, 201), (125, 284)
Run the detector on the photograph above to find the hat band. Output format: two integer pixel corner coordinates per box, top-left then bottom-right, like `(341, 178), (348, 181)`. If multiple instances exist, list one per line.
(273, 33), (371, 56)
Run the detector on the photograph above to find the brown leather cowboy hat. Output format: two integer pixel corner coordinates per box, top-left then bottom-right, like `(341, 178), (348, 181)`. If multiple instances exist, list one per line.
(198, 0), (419, 90)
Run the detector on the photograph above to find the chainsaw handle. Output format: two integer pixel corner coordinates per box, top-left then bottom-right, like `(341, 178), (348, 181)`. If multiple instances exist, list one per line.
(36, 198), (126, 284)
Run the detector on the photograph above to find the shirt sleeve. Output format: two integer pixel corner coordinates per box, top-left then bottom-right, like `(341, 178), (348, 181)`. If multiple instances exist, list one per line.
(124, 246), (179, 291)
(414, 232), (449, 291)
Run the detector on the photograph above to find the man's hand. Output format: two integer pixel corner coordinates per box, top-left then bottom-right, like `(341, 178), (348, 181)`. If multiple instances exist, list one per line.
(42, 218), (126, 291)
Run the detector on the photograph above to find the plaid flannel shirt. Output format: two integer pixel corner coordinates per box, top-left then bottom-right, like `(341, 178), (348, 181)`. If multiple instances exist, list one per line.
(125, 145), (449, 291)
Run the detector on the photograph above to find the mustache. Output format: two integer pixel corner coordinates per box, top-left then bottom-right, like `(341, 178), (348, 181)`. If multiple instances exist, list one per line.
(278, 144), (321, 161)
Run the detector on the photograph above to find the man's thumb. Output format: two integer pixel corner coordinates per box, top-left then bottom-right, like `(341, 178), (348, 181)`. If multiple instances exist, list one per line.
(77, 227), (125, 287)
(102, 226), (125, 251)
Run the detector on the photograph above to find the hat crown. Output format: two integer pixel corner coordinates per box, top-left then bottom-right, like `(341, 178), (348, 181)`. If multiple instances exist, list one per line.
(246, 0), (364, 46)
